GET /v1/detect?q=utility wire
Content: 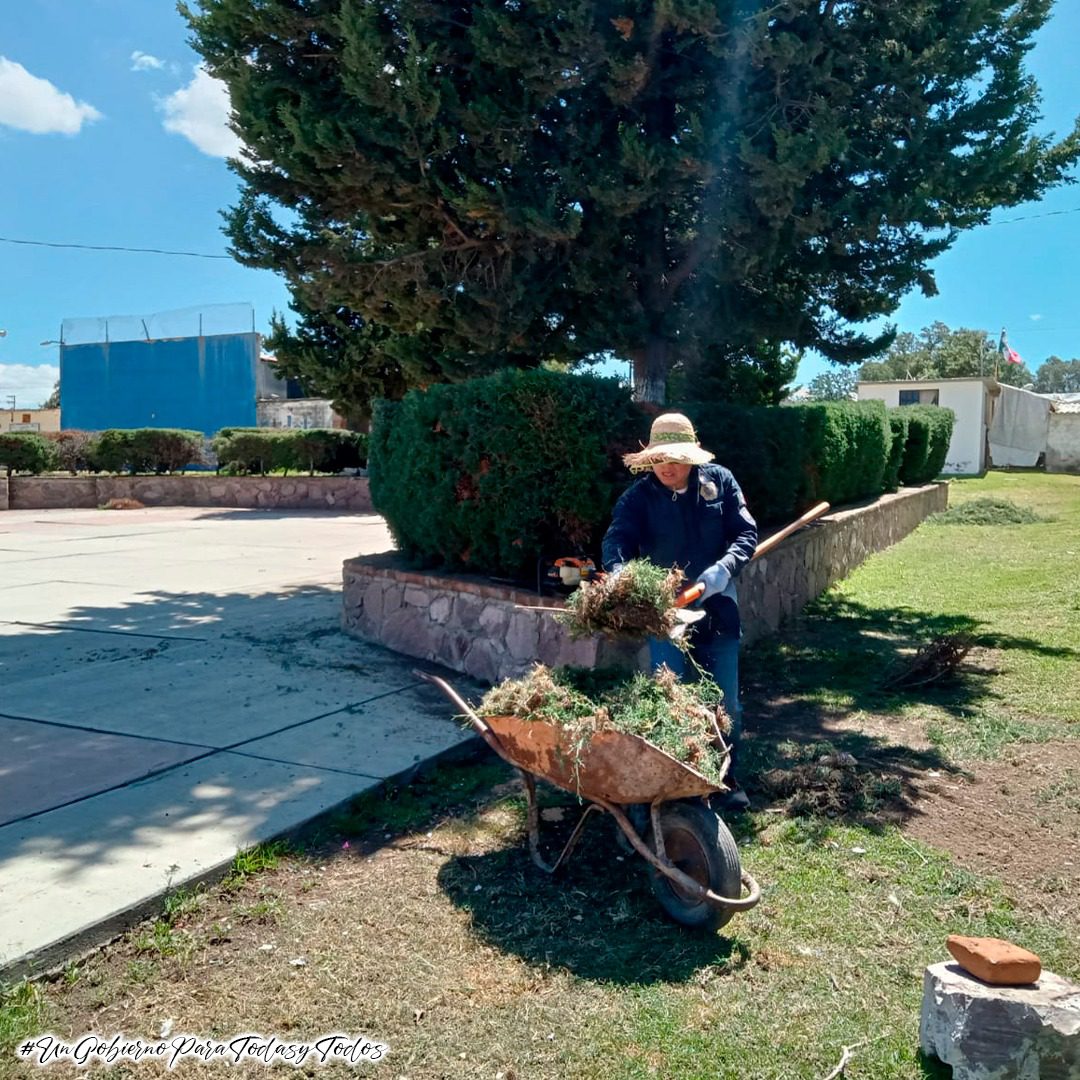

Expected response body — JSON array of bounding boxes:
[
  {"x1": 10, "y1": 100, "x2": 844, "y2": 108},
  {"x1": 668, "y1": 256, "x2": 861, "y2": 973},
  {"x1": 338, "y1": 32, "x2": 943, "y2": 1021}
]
[
  {"x1": 0, "y1": 236, "x2": 233, "y2": 259},
  {"x1": 2, "y1": 204, "x2": 1080, "y2": 262},
  {"x1": 995, "y1": 206, "x2": 1080, "y2": 225}
]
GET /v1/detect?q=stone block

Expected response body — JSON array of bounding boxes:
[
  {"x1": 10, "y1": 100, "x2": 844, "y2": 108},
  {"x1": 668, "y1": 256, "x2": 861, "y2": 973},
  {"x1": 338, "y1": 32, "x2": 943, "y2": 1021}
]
[
  {"x1": 403, "y1": 587, "x2": 431, "y2": 607},
  {"x1": 453, "y1": 594, "x2": 485, "y2": 631},
  {"x1": 479, "y1": 603, "x2": 509, "y2": 638},
  {"x1": 947, "y1": 935, "x2": 1042, "y2": 986},
  {"x1": 920, "y1": 961, "x2": 1080, "y2": 1080},
  {"x1": 429, "y1": 595, "x2": 453, "y2": 625},
  {"x1": 464, "y1": 638, "x2": 505, "y2": 685},
  {"x1": 505, "y1": 613, "x2": 540, "y2": 662}
]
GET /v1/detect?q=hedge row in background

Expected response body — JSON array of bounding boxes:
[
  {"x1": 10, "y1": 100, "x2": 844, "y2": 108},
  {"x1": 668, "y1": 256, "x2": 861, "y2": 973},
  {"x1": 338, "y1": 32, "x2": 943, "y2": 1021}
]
[
  {"x1": 212, "y1": 428, "x2": 367, "y2": 476},
  {"x1": 0, "y1": 427, "x2": 368, "y2": 476},
  {"x1": 369, "y1": 368, "x2": 642, "y2": 577},
  {"x1": 0, "y1": 432, "x2": 56, "y2": 476},
  {"x1": 370, "y1": 371, "x2": 957, "y2": 577}
]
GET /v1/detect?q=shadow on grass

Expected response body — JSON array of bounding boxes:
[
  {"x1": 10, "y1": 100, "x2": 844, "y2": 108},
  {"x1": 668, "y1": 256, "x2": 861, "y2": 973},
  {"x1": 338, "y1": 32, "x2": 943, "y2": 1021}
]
[
  {"x1": 435, "y1": 808, "x2": 750, "y2": 986},
  {"x1": 736, "y1": 594, "x2": 1078, "y2": 824}
]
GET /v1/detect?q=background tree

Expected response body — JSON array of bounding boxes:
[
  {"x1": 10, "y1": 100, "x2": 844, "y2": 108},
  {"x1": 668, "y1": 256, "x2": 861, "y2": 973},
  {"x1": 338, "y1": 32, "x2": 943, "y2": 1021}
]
[
  {"x1": 186, "y1": 0, "x2": 1079, "y2": 410},
  {"x1": 859, "y1": 322, "x2": 1035, "y2": 387},
  {"x1": 1034, "y1": 356, "x2": 1080, "y2": 393},
  {"x1": 41, "y1": 381, "x2": 60, "y2": 410},
  {"x1": 807, "y1": 370, "x2": 858, "y2": 401}
]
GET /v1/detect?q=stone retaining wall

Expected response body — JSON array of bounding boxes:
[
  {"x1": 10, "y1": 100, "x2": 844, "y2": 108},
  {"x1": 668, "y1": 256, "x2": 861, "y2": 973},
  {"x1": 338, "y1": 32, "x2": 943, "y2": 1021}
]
[
  {"x1": 342, "y1": 482, "x2": 948, "y2": 684},
  {"x1": 6, "y1": 475, "x2": 372, "y2": 512}
]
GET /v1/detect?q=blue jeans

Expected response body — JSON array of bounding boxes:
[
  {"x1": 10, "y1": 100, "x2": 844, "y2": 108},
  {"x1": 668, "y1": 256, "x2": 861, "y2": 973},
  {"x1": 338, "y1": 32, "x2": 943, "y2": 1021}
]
[{"x1": 648, "y1": 633, "x2": 742, "y2": 744}]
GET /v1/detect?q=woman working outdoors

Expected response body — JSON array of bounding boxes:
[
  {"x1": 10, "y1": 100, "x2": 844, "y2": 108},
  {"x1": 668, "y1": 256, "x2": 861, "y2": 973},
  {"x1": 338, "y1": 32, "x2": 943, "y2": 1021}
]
[{"x1": 601, "y1": 413, "x2": 758, "y2": 810}]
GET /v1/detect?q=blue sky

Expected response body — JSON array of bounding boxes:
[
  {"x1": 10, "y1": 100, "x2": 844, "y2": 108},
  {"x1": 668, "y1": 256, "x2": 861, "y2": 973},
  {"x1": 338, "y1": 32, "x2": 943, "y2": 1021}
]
[{"x1": 2, "y1": 2, "x2": 1079, "y2": 408}]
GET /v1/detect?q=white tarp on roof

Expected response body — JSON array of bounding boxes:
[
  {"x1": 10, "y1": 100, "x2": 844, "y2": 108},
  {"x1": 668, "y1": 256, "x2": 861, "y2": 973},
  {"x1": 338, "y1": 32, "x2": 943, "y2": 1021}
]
[{"x1": 988, "y1": 384, "x2": 1051, "y2": 467}]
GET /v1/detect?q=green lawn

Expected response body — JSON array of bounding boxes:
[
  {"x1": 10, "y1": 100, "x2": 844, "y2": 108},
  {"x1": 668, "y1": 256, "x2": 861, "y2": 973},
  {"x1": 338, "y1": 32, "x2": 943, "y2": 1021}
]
[{"x1": 746, "y1": 473, "x2": 1080, "y2": 759}]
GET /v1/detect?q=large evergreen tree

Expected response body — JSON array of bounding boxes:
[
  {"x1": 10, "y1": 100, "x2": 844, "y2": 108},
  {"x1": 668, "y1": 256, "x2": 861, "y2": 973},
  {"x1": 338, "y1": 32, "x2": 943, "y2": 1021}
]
[{"x1": 185, "y1": 0, "x2": 1079, "y2": 406}]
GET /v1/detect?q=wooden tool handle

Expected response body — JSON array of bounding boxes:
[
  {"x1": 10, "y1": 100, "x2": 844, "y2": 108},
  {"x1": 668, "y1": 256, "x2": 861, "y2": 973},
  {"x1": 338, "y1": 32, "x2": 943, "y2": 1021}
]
[
  {"x1": 752, "y1": 501, "x2": 830, "y2": 561},
  {"x1": 674, "y1": 582, "x2": 705, "y2": 608}
]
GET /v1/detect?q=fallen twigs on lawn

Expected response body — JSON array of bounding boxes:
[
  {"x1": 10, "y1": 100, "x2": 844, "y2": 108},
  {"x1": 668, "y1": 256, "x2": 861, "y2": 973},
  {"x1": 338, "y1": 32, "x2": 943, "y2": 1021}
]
[
  {"x1": 882, "y1": 633, "x2": 973, "y2": 689},
  {"x1": 819, "y1": 1036, "x2": 883, "y2": 1080}
]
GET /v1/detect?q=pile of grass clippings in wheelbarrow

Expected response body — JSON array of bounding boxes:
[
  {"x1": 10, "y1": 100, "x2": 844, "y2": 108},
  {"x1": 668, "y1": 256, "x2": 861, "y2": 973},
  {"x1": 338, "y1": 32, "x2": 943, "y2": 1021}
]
[
  {"x1": 555, "y1": 558, "x2": 687, "y2": 643},
  {"x1": 479, "y1": 663, "x2": 731, "y2": 786}
]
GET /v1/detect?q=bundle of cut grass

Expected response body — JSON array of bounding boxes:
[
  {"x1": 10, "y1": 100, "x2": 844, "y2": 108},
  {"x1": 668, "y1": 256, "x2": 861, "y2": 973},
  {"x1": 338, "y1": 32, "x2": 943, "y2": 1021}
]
[
  {"x1": 930, "y1": 496, "x2": 1043, "y2": 526},
  {"x1": 555, "y1": 558, "x2": 686, "y2": 642},
  {"x1": 479, "y1": 664, "x2": 731, "y2": 785}
]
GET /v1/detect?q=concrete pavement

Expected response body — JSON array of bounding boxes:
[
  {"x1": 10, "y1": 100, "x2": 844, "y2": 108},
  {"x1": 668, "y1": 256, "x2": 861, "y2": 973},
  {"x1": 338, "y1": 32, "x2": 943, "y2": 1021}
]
[{"x1": 0, "y1": 506, "x2": 477, "y2": 979}]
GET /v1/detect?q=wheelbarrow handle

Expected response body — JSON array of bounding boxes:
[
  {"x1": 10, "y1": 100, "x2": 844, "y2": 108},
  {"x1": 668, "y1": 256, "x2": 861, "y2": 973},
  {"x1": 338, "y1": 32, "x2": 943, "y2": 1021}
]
[{"x1": 413, "y1": 669, "x2": 516, "y2": 767}]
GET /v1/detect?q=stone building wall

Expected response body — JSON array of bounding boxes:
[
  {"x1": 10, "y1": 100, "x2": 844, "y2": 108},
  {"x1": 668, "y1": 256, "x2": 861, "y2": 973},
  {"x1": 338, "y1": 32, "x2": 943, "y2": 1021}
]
[
  {"x1": 6, "y1": 475, "x2": 373, "y2": 512},
  {"x1": 342, "y1": 483, "x2": 948, "y2": 684}
]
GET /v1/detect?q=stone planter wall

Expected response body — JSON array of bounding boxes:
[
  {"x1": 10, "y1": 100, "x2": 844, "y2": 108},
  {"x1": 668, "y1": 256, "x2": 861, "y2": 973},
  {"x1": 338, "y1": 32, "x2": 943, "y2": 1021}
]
[
  {"x1": 343, "y1": 482, "x2": 948, "y2": 684},
  {"x1": 5, "y1": 475, "x2": 372, "y2": 512}
]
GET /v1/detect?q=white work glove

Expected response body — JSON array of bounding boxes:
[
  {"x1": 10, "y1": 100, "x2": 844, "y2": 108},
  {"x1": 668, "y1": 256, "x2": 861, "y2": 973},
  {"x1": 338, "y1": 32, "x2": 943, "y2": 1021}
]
[
  {"x1": 696, "y1": 562, "x2": 731, "y2": 602},
  {"x1": 608, "y1": 563, "x2": 625, "y2": 581}
]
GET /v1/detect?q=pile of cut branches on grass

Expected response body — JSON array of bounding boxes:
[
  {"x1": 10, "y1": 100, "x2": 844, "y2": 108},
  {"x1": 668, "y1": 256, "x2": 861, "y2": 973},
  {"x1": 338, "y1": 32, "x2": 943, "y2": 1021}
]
[
  {"x1": 556, "y1": 558, "x2": 686, "y2": 642},
  {"x1": 479, "y1": 664, "x2": 731, "y2": 785},
  {"x1": 883, "y1": 633, "x2": 973, "y2": 689}
]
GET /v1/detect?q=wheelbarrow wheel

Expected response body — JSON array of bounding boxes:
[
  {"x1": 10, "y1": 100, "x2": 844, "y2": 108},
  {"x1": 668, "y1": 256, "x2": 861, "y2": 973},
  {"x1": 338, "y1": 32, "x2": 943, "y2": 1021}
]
[{"x1": 646, "y1": 801, "x2": 741, "y2": 931}]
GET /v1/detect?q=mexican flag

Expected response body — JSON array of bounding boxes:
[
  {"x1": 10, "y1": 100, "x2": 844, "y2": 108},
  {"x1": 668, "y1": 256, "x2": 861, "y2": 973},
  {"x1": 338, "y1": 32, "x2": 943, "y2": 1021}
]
[{"x1": 998, "y1": 328, "x2": 1023, "y2": 365}]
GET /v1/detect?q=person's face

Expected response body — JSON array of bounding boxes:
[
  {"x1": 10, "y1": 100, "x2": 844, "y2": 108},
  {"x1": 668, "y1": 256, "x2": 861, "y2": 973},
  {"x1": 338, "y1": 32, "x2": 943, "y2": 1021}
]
[{"x1": 652, "y1": 460, "x2": 693, "y2": 491}]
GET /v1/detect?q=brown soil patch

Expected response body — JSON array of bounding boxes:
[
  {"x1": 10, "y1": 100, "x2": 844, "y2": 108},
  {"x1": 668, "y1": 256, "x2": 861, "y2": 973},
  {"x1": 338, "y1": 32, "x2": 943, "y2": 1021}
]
[{"x1": 903, "y1": 740, "x2": 1080, "y2": 928}]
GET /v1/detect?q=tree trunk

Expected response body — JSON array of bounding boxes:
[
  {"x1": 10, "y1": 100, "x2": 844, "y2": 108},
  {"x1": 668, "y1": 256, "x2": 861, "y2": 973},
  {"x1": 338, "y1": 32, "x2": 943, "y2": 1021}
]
[{"x1": 632, "y1": 337, "x2": 669, "y2": 404}]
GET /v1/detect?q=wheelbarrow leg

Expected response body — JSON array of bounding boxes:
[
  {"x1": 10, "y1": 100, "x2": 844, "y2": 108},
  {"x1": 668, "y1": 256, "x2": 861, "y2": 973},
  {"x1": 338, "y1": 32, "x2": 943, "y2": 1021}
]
[{"x1": 521, "y1": 769, "x2": 602, "y2": 874}]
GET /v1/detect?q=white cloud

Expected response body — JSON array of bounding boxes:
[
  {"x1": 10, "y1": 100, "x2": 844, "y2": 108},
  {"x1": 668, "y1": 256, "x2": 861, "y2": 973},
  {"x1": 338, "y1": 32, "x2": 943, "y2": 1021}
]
[
  {"x1": 160, "y1": 64, "x2": 242, "y2": 158},
  {"x1": 1029, "y1": 313, "x2": 1043, "y2": 321},
  {"x1": 131, "y1": 51, "x2": 165, "y2": 72},
  {"x1": 0, "y1": 364, "x2": 59, "y2": 409},
  {"x1": 0, "y1": 57, "x2": 102, "y2": 135}
]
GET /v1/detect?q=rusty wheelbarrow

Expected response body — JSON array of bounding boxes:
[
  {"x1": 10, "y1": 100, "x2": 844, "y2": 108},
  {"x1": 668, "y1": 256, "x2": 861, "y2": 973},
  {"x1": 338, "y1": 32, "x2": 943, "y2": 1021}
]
[{"x1": 418, "y1": 671, "x2": 761, "y2": 931}]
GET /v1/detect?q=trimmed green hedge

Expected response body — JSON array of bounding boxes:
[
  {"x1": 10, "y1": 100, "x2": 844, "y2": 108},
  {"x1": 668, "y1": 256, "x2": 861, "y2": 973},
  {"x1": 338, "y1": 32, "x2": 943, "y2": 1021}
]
[
  {"x1": 92, "y1": 429, "x2": 204, "y2": 474},
  {"x1": 369, "y1": 368, "x2": 641, "y2": 576},
  {"x1": 213, "y1": 428, "x2": 367, "y2": 475},
  {"x1": 370, "y1": 373, "x2": 957, "y2": 577},
  {"x1": 0, "y1": 432, "x2": 57, "y2": 475},
  {"x1": 884, "y1": 410, "x2": 910, "y2": 493},
  {"x1": 898, "y1": 406, "x2": 955, "y2": 485}
]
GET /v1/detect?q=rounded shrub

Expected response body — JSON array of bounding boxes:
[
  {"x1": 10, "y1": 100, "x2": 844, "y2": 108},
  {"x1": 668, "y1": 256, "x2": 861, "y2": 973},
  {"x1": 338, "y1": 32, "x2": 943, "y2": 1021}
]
[
  {"x1": 368, "y1": 369, "x2": 642, "y2": 578},
  {"x1": 45, "y1": 430, "x2": 100, "y2": 474},
  {"x1": 0, "y1": 432, "x2": 57, "y2": 475}
]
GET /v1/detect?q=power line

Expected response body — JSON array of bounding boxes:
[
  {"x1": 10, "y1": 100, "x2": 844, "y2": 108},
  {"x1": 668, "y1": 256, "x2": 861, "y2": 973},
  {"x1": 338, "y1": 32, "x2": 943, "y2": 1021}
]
[
  {"x1": 3, "y1": 202, "x2": 1080, "y2": 264},
  {"x1": 0, "y1": 236, "x2": 233, "y2": 260},
  {"x1": 995, "y1": 206, "x2": 1080, "y2": 225}
]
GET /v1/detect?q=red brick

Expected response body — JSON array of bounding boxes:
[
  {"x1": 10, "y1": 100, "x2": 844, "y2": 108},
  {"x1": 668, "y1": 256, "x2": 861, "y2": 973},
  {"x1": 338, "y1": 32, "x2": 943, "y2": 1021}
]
[{"x1": 946, "y1": 935, "x2": 1041, "y2": 986}]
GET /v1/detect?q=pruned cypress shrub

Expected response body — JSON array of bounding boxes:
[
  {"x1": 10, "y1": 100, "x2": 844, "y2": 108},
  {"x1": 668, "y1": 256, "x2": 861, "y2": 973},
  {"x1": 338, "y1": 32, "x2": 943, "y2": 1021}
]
[
  {"x1": 899, "y1": 406, "x2": 955, "y2": 484},
  {"x1": 129, "y1": 429, "x2": 204, "y2": 473},
  {"x1": 369, "y1": 369, "x2": 642, "y2": 577},
  {"x1": 92, "y1": 430, "x2": 146, "y2": 474},
  {"x1": 0, "y1": 432, "x2": 57, "y2": 476},
  {"x1": 884, "y1": 410, "x2": 910, "y2": 492},
  {"x1": 211, "y1": 430, "x2": 289, "y2": 475},
  {"x1": 795, "y1": 400, "x2": 890, "y2": 505},
  {"x1": 290, "y1": 429, "x2": 367, "y2": 474}
]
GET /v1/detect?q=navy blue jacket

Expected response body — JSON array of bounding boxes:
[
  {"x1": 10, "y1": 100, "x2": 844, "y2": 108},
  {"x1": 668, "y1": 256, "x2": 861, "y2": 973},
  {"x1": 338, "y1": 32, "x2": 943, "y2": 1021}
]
[{"x1": 601, "y1": 464, "x2": 758, "y2": 636}]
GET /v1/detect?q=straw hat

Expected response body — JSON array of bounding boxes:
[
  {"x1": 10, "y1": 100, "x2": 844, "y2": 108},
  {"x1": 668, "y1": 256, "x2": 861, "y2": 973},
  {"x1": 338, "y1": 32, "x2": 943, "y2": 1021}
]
[{"x1": 622, "y1": 413, "x2": 714, "y2": 473}]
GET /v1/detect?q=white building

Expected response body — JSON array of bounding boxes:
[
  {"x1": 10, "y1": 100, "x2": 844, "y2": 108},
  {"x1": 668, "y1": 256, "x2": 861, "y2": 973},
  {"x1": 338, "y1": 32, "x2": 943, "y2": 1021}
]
[{"x1": 856, "y1": 377, "x2": 994, "y2": 475}]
